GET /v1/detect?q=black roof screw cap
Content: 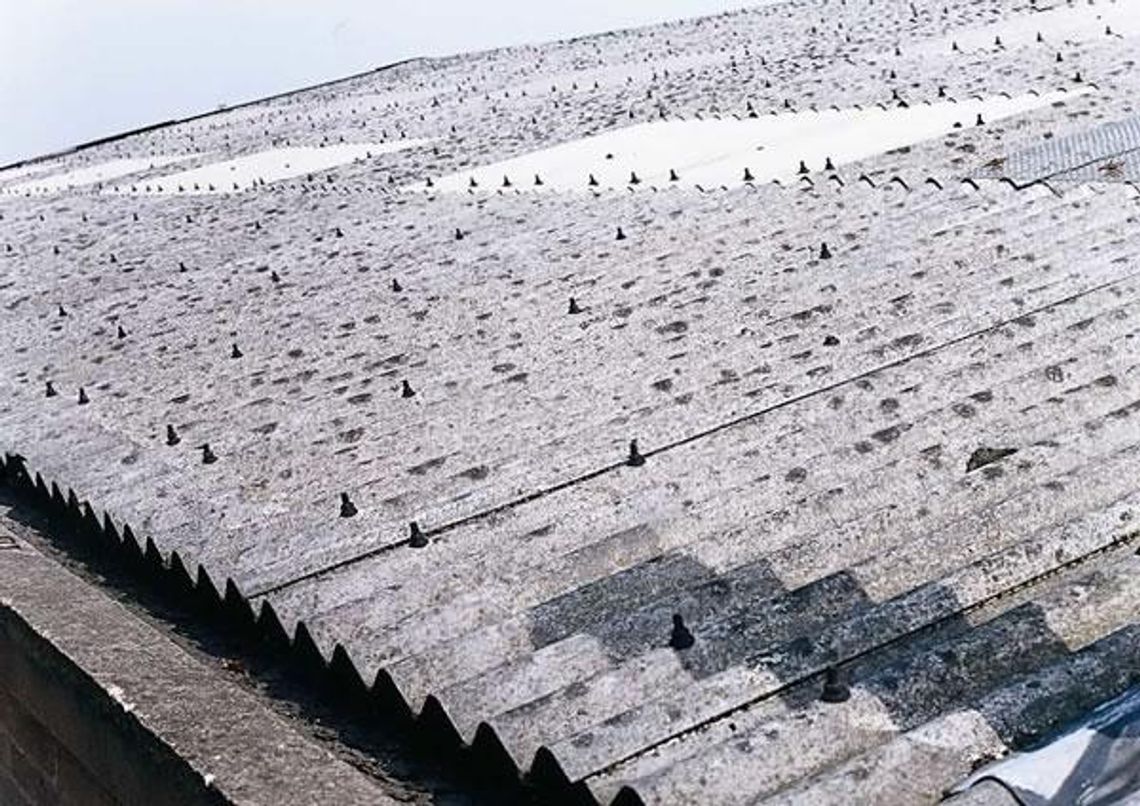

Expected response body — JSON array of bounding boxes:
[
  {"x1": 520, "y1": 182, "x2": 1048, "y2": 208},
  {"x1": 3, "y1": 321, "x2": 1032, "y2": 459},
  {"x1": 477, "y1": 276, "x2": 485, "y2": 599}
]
[
  {"x1": 823, "y1": 334, "x2": 840, "y2": 346},
  {"x1": 179, "y1": 261, "x2": 188, "y2": 272},
  {"x1": 339, "y1": 492, "x2": 358, "y2": 518},
  {"x1": 455, "y1": 227, "x2": 464, "y2": 241},
  {"x1": 166, "y1": 424, "x2": 181, "y2": 446},
  {"x1": 798, "y1": 160, "x2": 810, "y2": 175},
  {"x1": 425, "y1": 177, "x2": 434, "y2": 188},
  {"x1": 616, "y1": 226, "x2": 627, "y2": 241},
  {"x1": 45, "y1": 380, "x2": 57, "y2": 398},
  {"x1": 820, "y1": 242, "x2": 833, "y2": 260},
  {"x1": 743, "y1": 167, "x2": 755, "y2": 182},
  {"x1": 200, "y1": 444, "x2": 218, "y2": 465},
  {"x1": 502, "y1": 175, "x2": 512, "y2": 188},
  {"x1": 401, "y1": 379, "x2": 416, "y2": 398},
  {"x1": 588, "y1": 173, "x2": 599, "y2": 187},
  {"x1": 391, "y1": 278, "x2": 402, "y2": 292},
  {"x1": 821, "y1": 667, "x2": 851, "y2": 703},
  {"x1": 568, "y1": 297, "x2": 582, "y2": 315},
  {"x1": 117, "y1": 324, "x2": 127, "y2": 339},
  {"x1": 629, "y1": 171, "x2": 641, "y2": 185},
  {"x1": 408, "y1": 521, "x2": 429, "y2": 548},
  {"x1": 669, "y1": 168, "x2": 680, "y2": 182},
  {"x1": 534, "y1": 173, "x2": 544, "y2": 186},
  {"x1": 975, "y1": 113, "x2": 985, "y2": 126},
  {"x1": 270, "y1": 270, "x2": 281, "y2": 283},
  {"x1": 669, "y1": 614, "x2": 695, "y2": 650},
  {"x1": 627, "y1": 439, "x2": 646, "y2": 467},
  {"x1": 334, "y1": 227, "x2": 344, "y2": 238},
  {"x1": 57, "y1": 303, "x2": 67, "y2": 317},
  {"x1": 231, "y1": 343, "x2": 243, "y2": 359},
  {"x1": 77, "y1": 387, "x2": 89, "y2": 405},
  {"x1": 468, "y1": 176, "x2": 478, "y2": 188},
  {"x1": 824, "y1": 156, "x2": 836, "y2": 171}
]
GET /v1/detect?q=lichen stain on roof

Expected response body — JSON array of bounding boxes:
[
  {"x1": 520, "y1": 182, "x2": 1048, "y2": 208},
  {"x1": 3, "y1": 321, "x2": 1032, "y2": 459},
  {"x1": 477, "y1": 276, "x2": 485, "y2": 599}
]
[{"x1": 3, "y1": 0, "x2": 1140, "y2": 803}]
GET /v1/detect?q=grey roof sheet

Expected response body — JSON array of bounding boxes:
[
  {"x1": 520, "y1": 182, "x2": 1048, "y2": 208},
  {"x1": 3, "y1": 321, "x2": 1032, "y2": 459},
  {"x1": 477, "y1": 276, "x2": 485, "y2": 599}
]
[{"x1": 3, "y1": 0, "x2": 1140, "y2": 803}]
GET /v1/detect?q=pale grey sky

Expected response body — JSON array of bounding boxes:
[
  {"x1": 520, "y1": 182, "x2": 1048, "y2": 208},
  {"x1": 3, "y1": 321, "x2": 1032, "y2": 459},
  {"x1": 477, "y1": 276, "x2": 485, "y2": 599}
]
[{"x1": 0, "y1": 1, "x2": 748, "y2": 165}]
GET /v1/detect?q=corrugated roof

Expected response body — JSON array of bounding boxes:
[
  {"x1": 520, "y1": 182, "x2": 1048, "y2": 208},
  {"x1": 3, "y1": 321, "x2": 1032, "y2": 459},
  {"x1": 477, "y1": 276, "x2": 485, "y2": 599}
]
[{"x1": 3, "y1": 0, "x2": 1140, "y2": 803}]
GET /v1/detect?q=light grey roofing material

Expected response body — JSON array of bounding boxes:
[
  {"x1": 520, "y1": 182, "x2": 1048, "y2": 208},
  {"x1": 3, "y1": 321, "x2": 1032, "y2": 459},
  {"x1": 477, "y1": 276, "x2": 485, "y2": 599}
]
[
  {"x1": 998, "y1": 113, "x2": 1140, "y2": 186},
  {"x1": 3, "y1": 0, "x2": 1140, "y2": 802}
]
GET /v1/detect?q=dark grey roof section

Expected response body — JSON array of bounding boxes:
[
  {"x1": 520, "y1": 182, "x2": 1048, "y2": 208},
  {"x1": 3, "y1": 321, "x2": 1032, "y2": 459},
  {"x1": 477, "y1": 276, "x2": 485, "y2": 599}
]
[{"x1": 3, "y1": 0, "x2": 1140, "y2": 803}]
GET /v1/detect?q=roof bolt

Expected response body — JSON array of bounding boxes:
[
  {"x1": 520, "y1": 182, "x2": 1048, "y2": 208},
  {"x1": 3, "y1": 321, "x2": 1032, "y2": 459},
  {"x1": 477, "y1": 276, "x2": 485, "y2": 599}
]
[
  {"x1": 1056, "y1": 51, "x2": 1063, "y2": 62},
  {"x1": 270, "y1": 270, "x2": 281, "y2": 283},
  {"x1": 798, "y1": 160, "x2": 810, "y2": 175},
  {"x1": 408, "y1": 521, "x2": 429, "y2": 548},
  {"x1": 627, "y1": 439, "x2": 646, "y2": 467},
  {"x1": 231, "y1": 343, "x2": 243, "y2": 359},
  {"x1": 821, "y1": 667, "x2": 851, "y2": 703},
  {"x1": 1074, "y1": 71, "x2": 1083, "y2": 83},
  {"x1": 77, "y1": 387, "x2": 89, "y2": 405},
  {"x1": 824, "y1": 335, "x2": 840, "y2": 346},
  {"x1": 179, "y1": 261, "x2": 188, "y2": 273},
  {"x1": 975, "y1": 113, "x2": 985, "y2": 126},
  {"x1": 588, "y1": 174, "x2": 599, "y2": 187},
  {"x1": 534, "y1": 173, "x2": 544, "y2": 186},
  {"x1": 334, "y1": 227, "x2": 343, "y2": 238},
  {"x1": 568, "y1": 297, "x2": 582, "y2": 315},
  {"x1": 200, "y1": 444, "x2": 218, "y2": 465},
  {"x1": 502, "y1": 175, "x2": 512, "y2": 188},
  {"x1": 391, "y1": 278, "x2": 403, "y2": 292},
  {"x1": 819, "y1": 242, "x2": 832, "y2": 260},
  {"x1": 1037, "y1": 31, "x2": 1044, "y2": 42},
  {"x1": 669, "y1": 614, "x2": 695, "y2": 650},
  {"x1": 57, "y1": 304, "x2": 67, "y2": 317},
  {"x1": 401, "y1": 379, "x2": 416, "y2": 398},
  {"x1": 824, "y1": 157, "x2": 836, "y2": 171},
  {"x1": 45, "y1": 380, "x2": 57, "y2": 398},
  {"x1": 166, "y1": 424, "x2": 181, "y2": 446},
  {"x1": 616, "y1": 226, "x2": 626, "y2": 241},
  {"x1": 743, "y1": 167, "x2": 755, "y2": 182},
  {"x1": 629, "y1": 171, "x2": 641, "y2": 185},
  {"x1": 669, "y1": 168, "x2": 680, "y2": 182},
  {"x1": 468, "y1": 176, "x2": 478, "y2": 188},
  {"x1": 455, "y1": 227, "x2": 464, "y2": 241},
  {"x1": 116, "y1": 324, "x2": 127, "y2": 339},
  {"x1": 339, "y1": 492, "x2": 358, "y2": 518}
]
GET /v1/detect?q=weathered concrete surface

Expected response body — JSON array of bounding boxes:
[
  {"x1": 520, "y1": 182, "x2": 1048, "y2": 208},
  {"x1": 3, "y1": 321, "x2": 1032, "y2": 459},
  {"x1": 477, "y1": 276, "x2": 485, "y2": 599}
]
[
  {"x1": 2, "y1": 0, "x2": 1140, "y2": 802},
  {"x1": 0, "y1": 526, "x2": 398, "y2": 806}
]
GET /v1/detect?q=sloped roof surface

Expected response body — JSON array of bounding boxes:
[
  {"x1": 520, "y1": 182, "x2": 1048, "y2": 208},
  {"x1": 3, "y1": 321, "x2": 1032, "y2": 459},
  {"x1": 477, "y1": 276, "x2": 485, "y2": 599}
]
[{"x1": 4, "y1": 0, "x2": 1140, "y2": 803}]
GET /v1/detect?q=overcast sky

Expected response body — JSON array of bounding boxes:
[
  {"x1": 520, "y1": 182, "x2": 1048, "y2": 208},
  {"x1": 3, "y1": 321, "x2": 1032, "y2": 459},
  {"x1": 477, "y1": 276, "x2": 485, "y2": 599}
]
[{"x1": 0, "y1": 1, "x2": 749, "y2": 165}]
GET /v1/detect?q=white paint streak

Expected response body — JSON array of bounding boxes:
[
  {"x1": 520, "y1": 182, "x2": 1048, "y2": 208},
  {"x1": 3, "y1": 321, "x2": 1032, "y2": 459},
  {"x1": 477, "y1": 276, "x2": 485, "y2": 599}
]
[
  {"x1": 116, "y1": 141, "x2": 430, "y2": 194},
  {"x1": 424, "y1": 90, "x2": 1088, "y2": 193},
  {"x1": 3, "y1": 155, "x2": 193, "y2": 195}
]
